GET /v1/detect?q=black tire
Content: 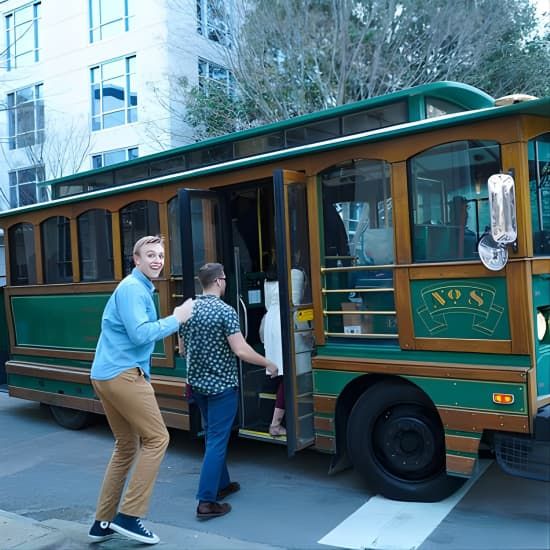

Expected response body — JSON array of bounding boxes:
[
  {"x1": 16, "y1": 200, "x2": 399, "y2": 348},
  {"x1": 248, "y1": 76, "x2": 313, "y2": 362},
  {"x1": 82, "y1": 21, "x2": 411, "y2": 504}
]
[
  {"x1": 49, "y1": 405, "x2": 94, "y2": 430},
  {"x1": 347, "y1": 381, "x2": 464, "y2": 502}
]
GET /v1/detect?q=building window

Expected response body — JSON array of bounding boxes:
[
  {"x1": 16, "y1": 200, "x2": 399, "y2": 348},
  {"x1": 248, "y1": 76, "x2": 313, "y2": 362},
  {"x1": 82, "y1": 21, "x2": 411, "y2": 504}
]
[
  {"x1": 196, "y1": 0, "x2": 230, "y2": 45},
  {"x1": 92, "y1": 146, "x2": 138, "y2": 168},
  {"x1": 5, "y1": 1, "x2": 41, "y2": 70},
  {"x1": 198, "y1": 58, "x2": 234, "y2": 96},
  {"x1": 91, "y1": 55, "x2": 137, "y2": 131},
  {"x1": 7, "y1": 83, "x2": 44, "y2": 150},
  {"x1": 9, "y1": 165, "x2": 47, "y2": 208},
  {"x1": 89, "y1": 0, "x2": 134, "y2": 43}
]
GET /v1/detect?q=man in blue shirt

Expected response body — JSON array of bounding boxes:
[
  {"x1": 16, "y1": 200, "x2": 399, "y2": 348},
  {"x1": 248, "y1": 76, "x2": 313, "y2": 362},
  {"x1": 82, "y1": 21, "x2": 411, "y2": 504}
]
[{"x1": 88, "y1": 235, "x2": 187, "y2": 545}]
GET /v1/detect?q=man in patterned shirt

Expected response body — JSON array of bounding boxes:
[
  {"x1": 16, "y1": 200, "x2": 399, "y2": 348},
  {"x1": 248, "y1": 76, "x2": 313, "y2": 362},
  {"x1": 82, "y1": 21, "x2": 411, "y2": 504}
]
[{"x1": 178, "y1": 263, "x2": 278, "y2": 519}]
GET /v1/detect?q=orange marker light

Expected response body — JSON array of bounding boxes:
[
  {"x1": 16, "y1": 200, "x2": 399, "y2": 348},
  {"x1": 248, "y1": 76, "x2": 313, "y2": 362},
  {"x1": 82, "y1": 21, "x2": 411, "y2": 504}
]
[{"x1": 493, "y1": 393, "x2": 515, "y2": 404}]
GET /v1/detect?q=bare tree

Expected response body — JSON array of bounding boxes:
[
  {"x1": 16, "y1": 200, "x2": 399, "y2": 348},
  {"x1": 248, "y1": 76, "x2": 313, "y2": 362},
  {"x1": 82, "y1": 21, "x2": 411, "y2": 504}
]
[
  {"x1": 165, "y1": 0, "x2": 548, "y2": 139},
  {"x1": 25, "y1": 115, "x2": 93, "y2": 180}
]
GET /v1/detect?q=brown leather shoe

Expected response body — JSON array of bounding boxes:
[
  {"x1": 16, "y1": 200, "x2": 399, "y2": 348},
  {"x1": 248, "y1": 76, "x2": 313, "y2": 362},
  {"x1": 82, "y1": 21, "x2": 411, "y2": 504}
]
[
  {"x1": 196, "y1": 501, "x2": 231, "y2": 520},
  {"x1": 217, "y1": 481, "x2": 240, "y2": 500}
]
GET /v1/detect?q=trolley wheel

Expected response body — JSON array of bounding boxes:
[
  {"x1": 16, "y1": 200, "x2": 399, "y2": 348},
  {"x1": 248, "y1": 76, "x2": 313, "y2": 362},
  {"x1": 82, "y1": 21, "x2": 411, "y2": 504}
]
[
  {"x1": 347, "y1": 381, "x2": 464, "y2": 502},
  {"x1": 49, "y1": 405, "x2": 94, "y2": 430}
]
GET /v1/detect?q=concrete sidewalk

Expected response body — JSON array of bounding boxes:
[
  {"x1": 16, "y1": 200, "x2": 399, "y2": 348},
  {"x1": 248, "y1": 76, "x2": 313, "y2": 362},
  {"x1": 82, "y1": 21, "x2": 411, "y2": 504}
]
[{"x1": 1, "y1": 509, "x2": 285, "y2": 549}]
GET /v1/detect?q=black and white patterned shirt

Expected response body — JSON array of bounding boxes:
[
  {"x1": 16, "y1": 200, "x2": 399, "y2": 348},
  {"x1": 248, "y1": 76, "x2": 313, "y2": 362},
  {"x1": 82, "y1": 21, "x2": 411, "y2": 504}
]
[{"x1": 179, "y1": 294, "x2": 241, "y2": 395}]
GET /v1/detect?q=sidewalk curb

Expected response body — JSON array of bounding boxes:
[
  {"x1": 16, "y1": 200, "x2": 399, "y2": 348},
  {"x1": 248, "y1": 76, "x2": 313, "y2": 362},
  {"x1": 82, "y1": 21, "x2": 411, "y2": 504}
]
[{"x1": 1, "y1": 510, "x2": 67, "y2": 550}]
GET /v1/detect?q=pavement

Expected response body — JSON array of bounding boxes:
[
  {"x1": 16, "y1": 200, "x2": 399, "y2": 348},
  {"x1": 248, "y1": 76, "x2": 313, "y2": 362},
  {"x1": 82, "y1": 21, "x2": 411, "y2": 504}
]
[{"x1": 0, "y1": 508, "x2": 285, "y2": 549}]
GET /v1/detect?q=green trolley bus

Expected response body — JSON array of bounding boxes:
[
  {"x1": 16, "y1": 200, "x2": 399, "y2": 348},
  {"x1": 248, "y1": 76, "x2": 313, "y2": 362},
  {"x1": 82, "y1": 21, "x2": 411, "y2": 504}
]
[{"x1": 1, "y1": 81, "x2": 549, "y2": 501}]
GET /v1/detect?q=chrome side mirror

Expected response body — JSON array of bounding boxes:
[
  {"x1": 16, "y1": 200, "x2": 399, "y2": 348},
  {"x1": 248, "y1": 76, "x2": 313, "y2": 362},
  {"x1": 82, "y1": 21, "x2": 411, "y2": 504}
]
[{"x1": 478, "y1": 173, "x2": 517, "y2": 271}]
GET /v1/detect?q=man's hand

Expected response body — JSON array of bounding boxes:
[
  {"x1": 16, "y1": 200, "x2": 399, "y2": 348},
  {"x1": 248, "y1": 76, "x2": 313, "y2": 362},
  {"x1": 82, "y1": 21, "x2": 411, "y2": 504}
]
[
  {"x1": 173, "y1": 299, "x2": 193, "y2": 324},
  {"x1": 265, "y1": 360, "x2": 279, "y2": 378}
]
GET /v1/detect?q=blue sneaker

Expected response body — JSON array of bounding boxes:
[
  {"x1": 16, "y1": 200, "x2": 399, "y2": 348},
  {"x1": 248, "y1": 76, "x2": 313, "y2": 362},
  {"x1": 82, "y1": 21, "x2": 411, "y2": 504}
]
[
  {"x1": 88, "y1": 520, "x2": 115, "y2": 542},
  {"x1": 110, "y1": 512, "x2": 160, "y2": 545}
]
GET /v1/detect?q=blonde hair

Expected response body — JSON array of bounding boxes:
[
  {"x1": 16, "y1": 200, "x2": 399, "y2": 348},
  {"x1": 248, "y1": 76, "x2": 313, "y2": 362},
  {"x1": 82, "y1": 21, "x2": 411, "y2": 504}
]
[{"x1": 133, "y1": 235, "x2": 165, "y2": 256}]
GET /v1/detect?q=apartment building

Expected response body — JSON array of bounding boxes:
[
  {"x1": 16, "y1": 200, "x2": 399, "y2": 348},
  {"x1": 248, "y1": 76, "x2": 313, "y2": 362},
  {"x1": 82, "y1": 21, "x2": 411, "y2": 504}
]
[{"x1": 0, "y1": 0, "x2": 233, "y2": 280}]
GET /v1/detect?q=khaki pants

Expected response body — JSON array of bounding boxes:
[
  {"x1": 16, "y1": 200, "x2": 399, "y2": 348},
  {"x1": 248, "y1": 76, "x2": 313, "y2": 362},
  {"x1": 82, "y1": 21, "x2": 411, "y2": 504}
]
[{"x1": 92, "y1": 368, "x2": 169, "y2": 520}]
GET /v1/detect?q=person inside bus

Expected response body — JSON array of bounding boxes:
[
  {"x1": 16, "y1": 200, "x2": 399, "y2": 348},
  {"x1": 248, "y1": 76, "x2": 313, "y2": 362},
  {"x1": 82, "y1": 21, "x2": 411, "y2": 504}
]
[
  {"x1": 89, "y1": 235, "x2": 189, "y2": 545},
  {"x1": 178, "y1": 263, "x2": 278, "y2": 520},
  {"x1": 260, "y1": 262, "x2": 306, "y2": 436}
]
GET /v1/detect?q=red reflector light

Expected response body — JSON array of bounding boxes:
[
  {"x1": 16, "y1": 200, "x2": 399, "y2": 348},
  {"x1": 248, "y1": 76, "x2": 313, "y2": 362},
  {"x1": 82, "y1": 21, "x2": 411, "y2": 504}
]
[{"x1": 493, "y1": 393, "x2": 514, "y2": 404}]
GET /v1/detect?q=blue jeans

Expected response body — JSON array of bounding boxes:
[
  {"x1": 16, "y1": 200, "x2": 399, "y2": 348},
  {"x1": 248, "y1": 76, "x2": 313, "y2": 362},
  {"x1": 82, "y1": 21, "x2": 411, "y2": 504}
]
[{"x1": 192, "y1": 387, "x2": 238, "y2": 502}]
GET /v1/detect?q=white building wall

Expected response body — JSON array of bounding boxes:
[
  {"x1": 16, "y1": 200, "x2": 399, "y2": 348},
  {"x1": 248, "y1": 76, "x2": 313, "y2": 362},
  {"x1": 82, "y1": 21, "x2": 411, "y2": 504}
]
[{"x1": 0, "y1": 0, "x2": 225, "y2": 212}]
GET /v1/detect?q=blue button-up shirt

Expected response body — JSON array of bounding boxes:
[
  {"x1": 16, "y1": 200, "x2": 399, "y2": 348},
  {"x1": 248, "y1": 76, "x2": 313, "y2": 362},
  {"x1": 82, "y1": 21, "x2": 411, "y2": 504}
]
[{"x1": 91, "y1": 267, "x2": 179, "y2": 381}]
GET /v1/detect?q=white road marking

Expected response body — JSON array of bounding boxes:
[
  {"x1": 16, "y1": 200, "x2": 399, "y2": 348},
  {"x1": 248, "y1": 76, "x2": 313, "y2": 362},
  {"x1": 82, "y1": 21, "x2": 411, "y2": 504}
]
[{"x1": 318, "y1": 460, "x2": 492, "y2": 550}]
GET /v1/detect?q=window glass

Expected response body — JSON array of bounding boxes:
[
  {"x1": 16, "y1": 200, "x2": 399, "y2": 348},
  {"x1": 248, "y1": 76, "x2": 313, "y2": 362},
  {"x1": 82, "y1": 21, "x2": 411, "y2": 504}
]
[
  {"x1": 285, "y1": 119, "x2": 340, "y2": 147},
  {"x1": 8, "y1": 223, "x2": 36, "y2": 285},
  {"x1": 425, "y1": 97, "x2": 464, "y2": 118},
  {"x1": 198, "y1": 58, "x2": 234, "y2": 96},
  {"x1": 41, "y1": 216, "x2": 73, "y2": 283},
  {"x1": 5, "y1": 2, "x2": 41, "y2": 70},
  {"x1": 7, "y1": 83, "x2": 44, "y2": 149},
  {"x1": 78, "y1": 209, "x2": 114, "y2": 281},
  {"x1": 529, "y1": 133, "x2": 550, "y2": 255},
  {"x1": 168, "y1": 196, "x2": 181, "y2": 276},
  {"x1": 342, "y1": 102, "x2": 407, "y2": 135},
  {"x1": 197, "y1": 0, "x2": 230, "y2": 45},
  {"x1": 92, "y1": 146, "x2": 138, "y2": 169},
  {"x1": 8, "y1": 165, "x2": 45, "y2": 208},
  {"x1": 409, "y1": 140, "x2": 500, "y2": 262},
  {"x1": 89, "y1": 0, "x2": 132, "y2": 42},
  {"x1": 90, "y1": 55, "x2": 136, "y2": 130},
  {"x1": 320, "y1": 159, "x2": 396, "y2": 339},
  {"x1": 120, "y1": 201, "x2": 160, "y2": 275}
]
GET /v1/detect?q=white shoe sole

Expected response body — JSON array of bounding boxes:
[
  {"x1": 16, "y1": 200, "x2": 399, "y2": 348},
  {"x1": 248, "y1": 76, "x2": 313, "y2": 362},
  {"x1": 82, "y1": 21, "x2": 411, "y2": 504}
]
[
  {"x1": 110, "y1": 522, "x2": 160, "y2": 545},
  {"x1": 88, "y1": 533, "x2": 115, "y2": 543}
]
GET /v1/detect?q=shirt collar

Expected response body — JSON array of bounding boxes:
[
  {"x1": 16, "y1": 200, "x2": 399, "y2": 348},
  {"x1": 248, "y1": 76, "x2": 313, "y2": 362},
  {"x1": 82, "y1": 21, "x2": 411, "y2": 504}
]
[{"x1": 132, "y1": 267, "x2": 155, "y2": 293}]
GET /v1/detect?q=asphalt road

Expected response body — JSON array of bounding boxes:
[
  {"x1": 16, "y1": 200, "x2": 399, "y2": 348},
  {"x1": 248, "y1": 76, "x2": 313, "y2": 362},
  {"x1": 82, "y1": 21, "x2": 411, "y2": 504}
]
[{"x1": 1, "y1": 389, "x2": 549, "y2": 550}]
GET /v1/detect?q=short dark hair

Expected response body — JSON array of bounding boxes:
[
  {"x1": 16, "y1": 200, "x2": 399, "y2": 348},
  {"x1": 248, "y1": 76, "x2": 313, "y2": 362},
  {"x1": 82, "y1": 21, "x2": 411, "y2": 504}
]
[{"x1": 198, "y1": 263, "x2": 224, "y2": 289}]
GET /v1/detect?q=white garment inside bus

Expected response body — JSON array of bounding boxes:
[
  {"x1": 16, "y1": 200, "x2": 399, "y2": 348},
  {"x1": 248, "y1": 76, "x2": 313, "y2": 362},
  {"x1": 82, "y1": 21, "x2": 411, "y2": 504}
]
[{"x1": 263, "y1": 269, "x2": 305, "y2": 376}]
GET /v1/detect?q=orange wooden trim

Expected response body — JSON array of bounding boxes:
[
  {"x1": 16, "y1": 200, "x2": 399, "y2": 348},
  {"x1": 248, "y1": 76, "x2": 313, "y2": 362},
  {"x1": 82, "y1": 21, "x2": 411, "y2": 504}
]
[
  {"x1": 159, "y1": 201, "x2": 170, "y2": 272},
  {"x1": 438, "y1": 407, "x2": 529, "y2": 433},
  {"x1": 414, "y1": 338, "x2": 512, "y2": 354},
  {"x1": 394, "y1": 267, "x2": 414, "y2": 350},
  {"x1": 155, "y1": 279, "x2": 175, "y2": 369},
  {"x1": 111, "y1": 211, "x2": 122, "y2": 280},
  {"x1": 445, "y1": 434, "x2": 481, "y2": 454},
  {"x1": 314, "y1": 416, "x2": 334, "y2": 432},
  {"x1": 391, "y1": 162, "x2": 412, "y2": 264},
  {"x1": 9, "y1": 386, "x2": 103, "y2": 414},
  {"x1": 7, "y1": 361, "x2": 184, "y2": 393},
  {"x1": 446, "y1": 454, "x2": 476, "y2": 476},
  {"x1": 5, "y1": 282, "x2": 116, "y2": 296},
  {"x1": 162, "y1": 411, "x2": 190, "y2": 430},
  {"x1": 70, "y1": 218, "x2": 80, "y2": 283},
  {"x1": 506, "y1": 261, "x2": 532, "y2": 355},
  {"x1": 34, "y1": 222, "x2": 43, "y2": 284},
  {"x1": 6, "y1": 361, "x2": 89, "y2": 383},
  {"x1": 312, "y1": 355, "x2": 528, "y2": 383},
  {"x1": 532, "y1": 259, "x2": 550, "y2": 274},
  {"x1": 10, "y1": 346, "x2": 96, "y2": 361},
  {"x1": 314, "y1": 434, "x2": 335, "y2": 452},
  {"x1": 501, "y1": 142, "x2": 531, "y2": 258},
  {"x1": 408, "y1": 264, "x2": 501, "y2": 279},
  {"x1": 314, "y1": 394, "x2": 337, "y2": 414},
  {"x1": 307, "y1": 175, "x2": 325, "y2": 347},
  {"x1": 156, "y1": 396, "x2": 189, "y2": 412}
]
